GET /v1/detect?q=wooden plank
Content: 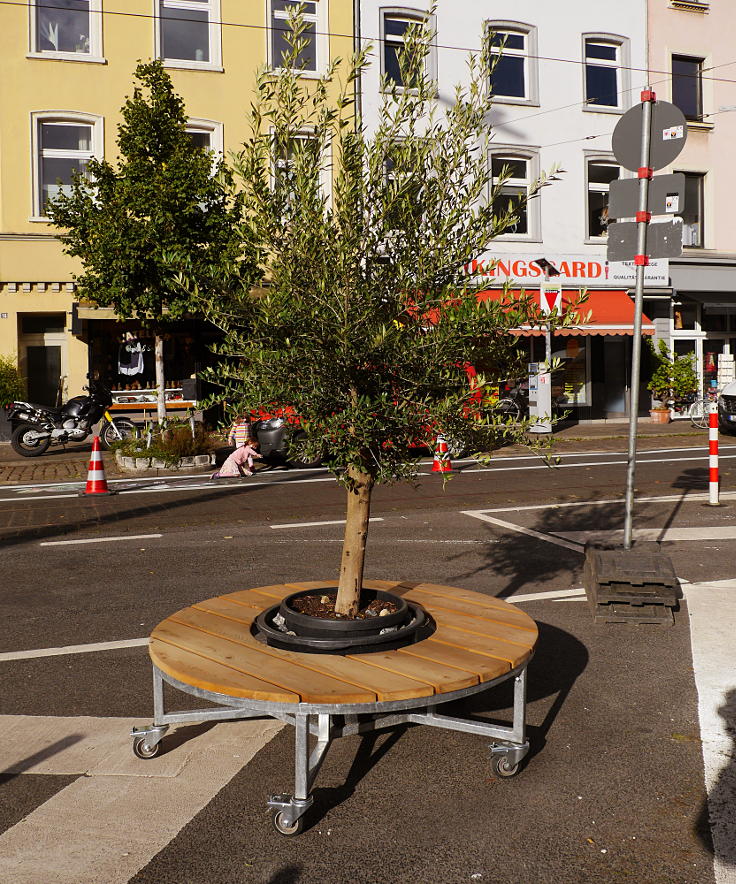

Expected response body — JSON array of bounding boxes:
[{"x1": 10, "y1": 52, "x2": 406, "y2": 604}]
[
  {"x1": 153, "y1": 619, "x2": 375, "y2": 705},
  {"x1": 397, "y1": 639, "x2": 510, "y2": 683},
  {"x1": 149, "y1": 639, "x2": 300, "y2": 703},
  {"x1": 179, "y1": 606, "x2": 434, "y2": 702},
  {"x1": 404, "y1": 588, "x2": 535, "y2": 629},
  {"x1": 409, "y1": 583, "x2": 534, "y2": 615},
  {"x1": 428, "y1": 609, "x2": 537, "y2": 648},
  {"x1": 347, "y1": 649, "x2": 478, "y2": 693},
  {"x1": 431, "y1": 625, "x2": 533, "y2": 669}
]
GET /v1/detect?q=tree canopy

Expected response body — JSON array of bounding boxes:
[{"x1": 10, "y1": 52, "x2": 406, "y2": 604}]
[{"x1": 49, "y1": 60, "x2": 249, "y2": 321}]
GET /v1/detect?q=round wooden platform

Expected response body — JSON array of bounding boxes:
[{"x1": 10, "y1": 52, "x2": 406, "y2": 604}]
[{"x1": 149, "y1": 580, "x2": 538, "y2": 706}]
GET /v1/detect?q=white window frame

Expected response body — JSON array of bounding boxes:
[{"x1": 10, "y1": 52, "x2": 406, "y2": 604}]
[
  {"x1": 379, "y1": 8, "x2": 436, "y2": 91},
  {"x1": 28, "y1": 0, "x2": 105, "y2": 64},
  {"x1": 155, "y1": 0, "x2": 223, "y2": 71},
  {"x1": 30, "y1": 111, "x2": 104, "y2": 222},
  {"x1": 584, "y1": 153, "x2": 621, "y2": 242},
  {"x1": 489, "y1": 148, "x2": 540, "y2": 242},
  {"x1": 582, "y1": 33, "x2": 630, "y2": 114},
  {"x1": 185, "y1": 118, "x2": 224, "y2": 157},
  {"x1": 270, "y1": 130, "x2": 332, "y2": 202},
  {"x1": 486, "y1": 20, "x2": 538, "y2": 107},
  {"x1": 267, "y1": 0, "x2": 328, "y2": 77}
]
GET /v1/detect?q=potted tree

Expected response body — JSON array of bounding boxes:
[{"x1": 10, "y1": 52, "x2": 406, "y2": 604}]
[
  {"x1": 0, "y1": 354, "x2": 25, "y2": 441},
  {"x1": 183, "y1": 14, "x2": 578, "y2": 651},
  {"x1": 647, "y1": 339, "x2": 699, "y2": 423}
]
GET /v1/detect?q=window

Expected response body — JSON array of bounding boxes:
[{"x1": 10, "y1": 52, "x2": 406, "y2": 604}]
[
  {"x1": 32, "y1": 114, "x2": 102, "y2": 219},
  {"x1": 185, "y1": 119, "x2": 223, "y2": 156},
  {"x1": 30, "y1": 0, "x2": 103, "y2": 60},
  {"x1": 158, "y1": 0, "x2": 221, "y2": 68},
  {"x1": 586, "y1": 159, "x2": 620, "y2": 238},
  {"x1": 273, "y1": 133, "x2": 325, "y2": 206},
  {"x1": 672, "y1": 55, "x2": 704, "y2": 122},
  {"x1": 271, "y1": 1, "x2": 320, "y2": 73},
  {"x1": 680, "y1": 172, "x2": 704, "y2": 247},
  {"x1": 584, "y1": 36, "x2": 625, "y2": 110},
  {"x1": 488, "y1": 22, "x2": 537, "y2": 104},
  {"x1": 381, "y1": 10, "x2": 433, "y2": 89},
  {"x1": 491, "y1": 153, "x2": 537, "y2": 238}
]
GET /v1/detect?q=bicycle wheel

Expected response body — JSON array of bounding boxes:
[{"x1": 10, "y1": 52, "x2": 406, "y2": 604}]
[
  {"x1": 689, "y1": 398, "x2": 708, "y2": 429},
  {"x1": 494, "y1": 399, "x2": 521, "y2": 421}
]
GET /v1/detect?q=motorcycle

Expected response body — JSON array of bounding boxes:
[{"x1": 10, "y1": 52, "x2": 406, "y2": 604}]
[{"x1": 4, "y1": 380, "x2": 138, "y2": 457}]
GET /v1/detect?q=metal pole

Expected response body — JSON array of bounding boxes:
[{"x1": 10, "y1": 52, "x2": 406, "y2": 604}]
[{"x1": 623, "y1": 90, "x2": 654, "y2": 550}]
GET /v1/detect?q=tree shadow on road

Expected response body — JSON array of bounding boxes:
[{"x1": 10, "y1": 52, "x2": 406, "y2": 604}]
[
  {"x1": 0, "y1": 482, "x2": 271, "y2": 550},
  {"x1": 696, "y1": 687, "x2": 736, "y2": 869}
]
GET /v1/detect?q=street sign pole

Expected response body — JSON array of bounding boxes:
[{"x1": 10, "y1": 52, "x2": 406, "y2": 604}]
[{"x1": 623, "y1": 90, "x2": 655, "y2": 550}]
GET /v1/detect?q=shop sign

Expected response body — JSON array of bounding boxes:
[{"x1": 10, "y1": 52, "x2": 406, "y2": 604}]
[{"x1": 464, "y1": 253, "x2": 669, "y2": 287}]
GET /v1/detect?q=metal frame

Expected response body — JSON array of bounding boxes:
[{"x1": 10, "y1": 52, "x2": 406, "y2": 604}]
[{"x1": 132, "y1": 659, "x2": 532, "y2": 832}]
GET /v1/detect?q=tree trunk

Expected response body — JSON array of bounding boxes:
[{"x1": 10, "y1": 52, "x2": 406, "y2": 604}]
[
  {"x1": 335, "y1": 464, "x2": 374, "y2": 617},
  {"x1": 154, "y1": 334, "x2": 166, "y2": 425}
]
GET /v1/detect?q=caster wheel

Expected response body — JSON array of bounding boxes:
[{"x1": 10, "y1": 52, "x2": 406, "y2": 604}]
[
  {"x1": 491, "y1": 754, "x2": 520, "y2": 778},
  {"x1": 132, "y1": 735, "x2": 161, "y2": 759},
  {"x1": 272, "y1": 810, "x2": 303, "y2": 836}
]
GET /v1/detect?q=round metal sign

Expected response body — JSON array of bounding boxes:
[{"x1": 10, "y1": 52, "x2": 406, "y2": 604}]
[{"x1": 612, "y1": 100, "x2": 688, "y2": 172}]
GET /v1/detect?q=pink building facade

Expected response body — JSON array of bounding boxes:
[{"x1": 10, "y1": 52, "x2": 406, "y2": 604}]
[{"x1": 647, "y1": 0, "x2": 736, "y2": 404}]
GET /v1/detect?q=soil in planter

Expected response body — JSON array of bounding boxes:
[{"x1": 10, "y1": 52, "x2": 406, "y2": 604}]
[{"x1": 290, "y1": 591, "x2": 400, "y2": 621}]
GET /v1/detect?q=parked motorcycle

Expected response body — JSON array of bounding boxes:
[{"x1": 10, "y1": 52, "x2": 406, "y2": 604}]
[{"x1": 4, "y1": 380, "x2": 138, "y2": 457}]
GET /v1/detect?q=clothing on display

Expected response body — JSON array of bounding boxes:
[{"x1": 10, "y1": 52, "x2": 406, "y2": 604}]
[{"x1": 118, "y1": 338, "x2": 147, "y2": 376}]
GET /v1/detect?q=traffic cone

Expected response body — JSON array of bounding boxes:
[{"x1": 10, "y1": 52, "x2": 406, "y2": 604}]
[
  {"x1": 80, "y1": 436, "x2": 114, "y2": 496},
  {"x1": 431, "y1": 435, "x2": 452, "y2": 473}
]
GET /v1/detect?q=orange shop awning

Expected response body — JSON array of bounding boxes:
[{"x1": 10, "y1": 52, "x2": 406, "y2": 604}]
[{"x1": 477, "y1": 289, "x2": 655, "y2": 336}]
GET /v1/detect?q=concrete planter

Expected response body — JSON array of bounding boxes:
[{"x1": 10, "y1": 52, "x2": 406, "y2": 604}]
[
  {"x1": 116, "y1": 452, "x2": 152, "y2": 471},
  {"x1": 115, "y1": 450, "x2": 214, "y2": 472}
]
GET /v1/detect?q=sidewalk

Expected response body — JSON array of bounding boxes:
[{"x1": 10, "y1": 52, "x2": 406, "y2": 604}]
[{"x1": 0, "y1": 418, "x2": 711, "y2": 486}]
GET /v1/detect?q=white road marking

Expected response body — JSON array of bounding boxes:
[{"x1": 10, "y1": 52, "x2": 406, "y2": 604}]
[
  {"x1": 39, "y1": 533, "x2": 162, "y2": 547},
  {"x1": 0, "y1": 715, "x2": 283, "y2": 884},
  {"x1": 270, "y1": 517, "x2": 384, "y2": 529},
  {"x1": 461, "y1": 512, "x2": 584, "y2": 553},
  {"x1": 468, "y1": 490, "x2": 736, "y2": 515},
  {"x1": 683, "y1": 580, "x2": 736, "y2": 884},
  {"x1": 506, "y1": 588, "x2": 587, "y2": 603},
  {"x1": 557, "y1": 526, "x2": 736, "y2": 544},
  {"x1": 0, "y1": 637, "x2": 149, "y2": 663}
]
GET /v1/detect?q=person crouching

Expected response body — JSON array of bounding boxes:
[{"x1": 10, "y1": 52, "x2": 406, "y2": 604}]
[{"x1": 212, "y1": 438, "x2": 262, "y2": 479}]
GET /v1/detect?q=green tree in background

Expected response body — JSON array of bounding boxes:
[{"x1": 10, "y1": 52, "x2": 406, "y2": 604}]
[{"x1": 48, "y1": 60, "x2": 251, "y2": 421}]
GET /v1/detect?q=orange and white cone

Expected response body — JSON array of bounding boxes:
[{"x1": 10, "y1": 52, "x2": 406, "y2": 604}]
[
  {"x1": 80, "y1": 436, "x2": 114, "y2": 495},
  {"x1": 431, "y1": 435, "x2": 452, "y2": 473}
]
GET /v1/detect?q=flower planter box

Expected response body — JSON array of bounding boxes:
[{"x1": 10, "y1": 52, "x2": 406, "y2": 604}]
[{"x1": 116, "y1": 452, "x2": 214, "y2": 472}]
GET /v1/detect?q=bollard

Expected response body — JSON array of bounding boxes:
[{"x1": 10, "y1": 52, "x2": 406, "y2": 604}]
[{"x1": 708, "y1": 401, "x2": 719, "y2": 506}]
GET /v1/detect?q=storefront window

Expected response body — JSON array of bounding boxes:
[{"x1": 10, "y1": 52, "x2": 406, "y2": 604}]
[
  {"x1": 553, "y1": 337, "x2": 589, "y2": 406},
  {"x1": 673, "y1": 303, "x2": 697, "y2": 330},
  {"x1": 701, "y1": 307, "x2": 729, "y2": 332}
]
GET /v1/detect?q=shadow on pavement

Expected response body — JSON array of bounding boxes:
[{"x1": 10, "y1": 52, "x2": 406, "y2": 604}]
[
  {"x1": 697, "y1": 687, "x2": 736, "y2": 867},
  {"x1": 0, "y1": 735, "x2": 83, "y2": 782},
  {"x1": 0, "y1": 481, "x2": 270, "y2": 550},
  {"x1": 305, "y1": 726, "x2": 408, "y2": 832}
]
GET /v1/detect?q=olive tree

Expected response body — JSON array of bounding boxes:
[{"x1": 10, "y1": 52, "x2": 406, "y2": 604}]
[{"x1": 193, "y1": 14, "x2": 574, "y2": 615}]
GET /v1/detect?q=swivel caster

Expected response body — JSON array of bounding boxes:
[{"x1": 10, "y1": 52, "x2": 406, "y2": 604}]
[
  {"x1": 491, "y1": 753, "x2": 520, "y2": 778},
  {"x1": 272, "y1": 810, "x2": 304, "y2": 836},
  {"x1": 132, "y1": 735, "x2": 162, "y2": 759}
]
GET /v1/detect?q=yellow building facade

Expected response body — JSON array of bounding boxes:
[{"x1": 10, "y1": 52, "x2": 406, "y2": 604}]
[{"x1": 0, "y1": 0, "x2": 354, "y2": 408}]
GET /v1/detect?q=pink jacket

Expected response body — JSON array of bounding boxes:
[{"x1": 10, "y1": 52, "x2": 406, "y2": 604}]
[{"x1": 218, "y1": 444, "x2": 261, "y2": 477}]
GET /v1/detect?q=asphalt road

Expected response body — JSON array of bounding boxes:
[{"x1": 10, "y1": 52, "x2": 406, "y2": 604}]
[{"x1": 1, "y1": 444, "x2": 733, "y2": 883}]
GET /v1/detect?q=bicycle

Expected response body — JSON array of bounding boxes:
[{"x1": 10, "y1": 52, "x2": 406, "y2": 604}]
[{"x1": 688, "y1": 390, "x2": 718, "y2": 429}]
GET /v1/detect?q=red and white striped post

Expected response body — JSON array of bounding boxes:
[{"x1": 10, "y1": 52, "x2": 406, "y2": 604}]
[{"x1": 708, "y1": 402, "x2": 720, "y2": 505}]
